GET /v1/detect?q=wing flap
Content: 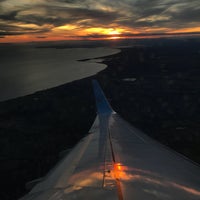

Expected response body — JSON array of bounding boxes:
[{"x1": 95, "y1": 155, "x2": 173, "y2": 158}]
[{"x1": 108, "y1": 113, "x2": 200, "y2": 200}]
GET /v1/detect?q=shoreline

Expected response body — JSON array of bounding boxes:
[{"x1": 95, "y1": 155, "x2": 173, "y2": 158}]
[
  {"x1": 0, "y1": 47, "x2": 120, "y2": 103},
  {"x1": 0, "y1": 47, "x2": 121, "y2": 104}
]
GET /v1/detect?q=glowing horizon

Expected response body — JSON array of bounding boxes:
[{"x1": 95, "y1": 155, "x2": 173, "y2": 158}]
[{"x1": 0, "y1": 0, "x2": 200, "y2": 43}]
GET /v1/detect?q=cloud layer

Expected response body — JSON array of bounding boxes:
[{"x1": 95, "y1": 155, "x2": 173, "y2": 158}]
[{"x1": 0, "y1": 0, "x2": 200, "y2": 42}]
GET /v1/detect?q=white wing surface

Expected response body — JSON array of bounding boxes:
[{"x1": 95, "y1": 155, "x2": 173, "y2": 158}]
[{"x1": 20, "y1": 80, "x2": 200, "y2": 200}]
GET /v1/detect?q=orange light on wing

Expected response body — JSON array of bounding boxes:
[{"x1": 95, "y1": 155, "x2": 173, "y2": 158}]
[
  {"x1": 111, "y1": 164, "x2": 200, "y2": 197},
  {"x1": 116, "y1": 164, "x2": 121, "y2": 170},
  {"x1": 113, "y1": 163, "x2": 128, "y2": 180}
]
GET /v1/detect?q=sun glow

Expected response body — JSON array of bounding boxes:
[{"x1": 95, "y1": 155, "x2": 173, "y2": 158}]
[
  {"x1": 1, "y1": 23, "x2": 200, "y2": 43},
  {"x1": 108, "y1": 29, "x2": 121, "y2": 35},
  {"x1": 84, "y1": 27, "x2": 122, "y2": 35},
  {"x1": 168, "y1": 27, "x2": 200, "y2": 34},
  {"x1": 80, "y1": 27, "x2": 126, "y2": 40},
  {"x1": 109, "y1": 36, "x2": 121, "y2": 40},
  {"x1": 53, "y1": 24, "x2": 78, "y2": 31}
]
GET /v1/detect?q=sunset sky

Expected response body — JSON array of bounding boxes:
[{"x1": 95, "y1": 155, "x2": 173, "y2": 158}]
[{"x1": 0, "y1": 0, "x2": 200, "y2": 43}]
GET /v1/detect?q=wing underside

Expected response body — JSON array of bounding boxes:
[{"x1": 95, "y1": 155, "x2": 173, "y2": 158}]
[{"x1": 20, "y1": 80, "x2": 200, "y2": 200}]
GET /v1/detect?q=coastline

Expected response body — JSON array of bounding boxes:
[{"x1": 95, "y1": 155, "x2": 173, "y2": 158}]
[
  {"x1": 0, "y1": 44, "x2": 200, "y2": 199},
  {"x1": 0, "y1": 47, "x2": 120, "y2": 102}
]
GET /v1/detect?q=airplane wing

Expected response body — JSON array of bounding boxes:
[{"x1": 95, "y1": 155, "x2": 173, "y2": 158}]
[{"x1": 20, "y1": 80, "x2": 200, "y2": 200}]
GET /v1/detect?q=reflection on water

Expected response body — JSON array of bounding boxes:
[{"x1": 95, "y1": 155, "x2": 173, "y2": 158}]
[{"x1": 0, "y1": 46, "x2": 120, "y2": 101}]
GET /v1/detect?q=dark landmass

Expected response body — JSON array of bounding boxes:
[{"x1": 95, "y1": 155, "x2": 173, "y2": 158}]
[{"x1": 0, "y1": 38, "x2": 200, "y2": 200}]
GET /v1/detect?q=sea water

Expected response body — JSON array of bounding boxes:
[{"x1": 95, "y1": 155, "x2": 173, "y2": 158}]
[{"x1": 0, "y1": 45, "x2": 120, "y2": 101}]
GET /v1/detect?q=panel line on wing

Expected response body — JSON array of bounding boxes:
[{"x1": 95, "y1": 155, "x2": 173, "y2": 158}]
[
  {"x1": 93, "y1": 80, "x2": 124, "y2": 200},
  {"x1": 108, "y1": 123, "x2": 124, "y2": 200}
]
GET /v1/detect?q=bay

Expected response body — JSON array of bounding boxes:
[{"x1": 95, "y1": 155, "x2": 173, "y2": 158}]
[{"x1": 0, "y1": 46, "x2": 120, "y2": 101}]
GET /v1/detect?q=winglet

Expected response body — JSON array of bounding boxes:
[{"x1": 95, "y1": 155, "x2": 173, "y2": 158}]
[{"x1": 92, "y1": 80, "x2": 114, "y2": 114}]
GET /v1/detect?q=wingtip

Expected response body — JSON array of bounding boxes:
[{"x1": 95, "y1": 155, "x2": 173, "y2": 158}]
[{"x1": 92, "y1": 80, "x2": 114, "y2": 115}]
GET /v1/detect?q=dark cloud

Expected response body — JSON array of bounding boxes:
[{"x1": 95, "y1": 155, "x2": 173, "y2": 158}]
[
  {"x1": 166, "y1": 7, "x2": 200, "y2": 23},
  {"x1": 14, "y1": 5, "x2": 121, "y2": 27},
  {"x1": 0, "y1": 23, "x2": 50, "y2": 36},
  {"x1": 113, "y1": 0, "x2": 200, "y2": 30},
  {"x1": 0, "y1": 0, "x2": 200, "y2": 38},
  {"x1": 36, "y1": 36, "x2": 47, "y2": 38},
  {"x1": 57, "y1": 0, "x2": 84, "y2": 3},
  {"x1": 0, "y1": 11, "x2": 19, "y2": 21}
]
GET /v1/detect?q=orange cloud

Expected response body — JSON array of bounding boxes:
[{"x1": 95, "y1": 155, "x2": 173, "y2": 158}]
[{"x1": 1, "y1": 0, "x2": 200, "y2": 43}]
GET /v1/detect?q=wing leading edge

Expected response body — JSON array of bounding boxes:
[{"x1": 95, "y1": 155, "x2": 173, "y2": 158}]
[{"x1": 20, "y1": 80, "x2": 200, "y2": 200}]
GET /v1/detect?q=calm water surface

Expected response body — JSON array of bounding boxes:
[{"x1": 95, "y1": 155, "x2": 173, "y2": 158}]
[{"x1": 0, "y1": 46, "x2": 120, "y2": 101}]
